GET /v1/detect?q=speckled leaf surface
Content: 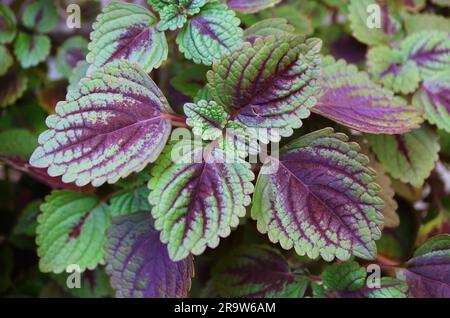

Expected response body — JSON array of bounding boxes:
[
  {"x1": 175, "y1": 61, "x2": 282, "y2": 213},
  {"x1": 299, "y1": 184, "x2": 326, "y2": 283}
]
[
  {"x1": 149, "y1": 142, "x2": 254, "y2": 261},
  {"x1": 30, "y1": 61, "x2": 173, "y2": 187},
  {"x1": 398, "y1": 234, "x2": 450, "y2": 298},
  {"x1": 14, "y1": 33, "x2": 51, "y2": 69},
  {"x1": 176, "y1": 1, "x2": 243, "y2": 65},
  {"x1": 105, "y1": 212, "x2": 194, "y2": 298},
  {"x1": 225, "y1": 0, "x2": 282, "y2": 14},
  {"x1": 184, "y1": 100, "x2": 228, "y2": 140},
  {"x1": 148, "y1": 0, "x2": 206, "y2": 31},
  {"x1": 36, "y1": 191, "x2": 110, "y2": 273},
  {"x1": 251, "y1": 128, "x2": 384, "y2": 261},
  {"x1": 0, "y1": 4, "x2": 16, "y2": 44},
  {"x1": 207, "y1": 35, "x2": 321, "y2": 142},
  {"x1": 314, "y1": 57, "x2": 423, "y2": 134},
  {"x1": 87, "y1": 2, "x2": 168, "y2": 73},
  {"x1": 413, "y1": 71, "x2": 450, "y2": 132},
  {"x1": 367, "y1": 126, "x2": 440, "y2": 187},
  {"x1": 212, "y1": 245, "x2": 308, "y2": 297}
]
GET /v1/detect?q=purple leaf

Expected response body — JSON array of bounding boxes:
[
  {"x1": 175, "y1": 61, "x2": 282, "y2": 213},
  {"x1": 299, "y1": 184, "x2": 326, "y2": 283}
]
[
  {"x1": 105, "y1": 212, "x2": 194, "y2": 298},
  {"x1": 313, "y1": 57, "x2": 423, "y2": 134},
  {"x1": 251, "y1": 128, "x2": 384, "y2": 261},
  {"x1": 29, "y1": 61, "x2": 173, "y2": 187},
  {"x1": 225, "y1": 0, "x2": 282, "y2": 14},
  {"x1": 398, "y1": 234, "x2": 450, "y2": 298}
]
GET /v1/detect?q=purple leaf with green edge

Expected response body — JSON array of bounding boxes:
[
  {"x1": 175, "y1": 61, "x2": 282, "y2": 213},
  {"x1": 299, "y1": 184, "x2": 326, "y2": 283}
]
[
  {"x1": 0, "y1": 4, "x2": 16, "y2": 44},
  {"x1": 149, "y1": 141, "x2": 254, "y2": 261},
  {"x1": 176, "y1": 1, "x2": 243, "y2": 66},
  {"x1": 0, "y1": 70, "x2": 28, "y2": 108},
  {"x1": 243, "y1": 18, "x2": 295, "y2": 44},
  {"x1": 212, "y1": 245, "x2": 309, "y2": 298},
  {"x1": 109, "y1": 186, "x2": 151, "y2": 217},
  {"x1": 251, "y1": 128, "x2": 384, "y2": 261},
  {"x1": 413, "y1": 71, "x2": 450, "y2": 133},
  {"x1": 366, "y1": 126, "x2": 440, "y2": 187},
  {"x1": 105, "y1": 212, "x2": 194, "y2": 298},
  {"x1": 0, "y1": 45, "x2": 13, "y2": 76},
  {"x1": 348, "y1": 0, "x2": 402, "y2": 46},
  {"x1": 87, "y1": 2, "x2": 168, "y2": 74},
  {"x1": 14, "y1": 32, "x2": 51, "y2": 69},
  {"x1": 225, "y1": 0, "x2": 282, "y2": 14},
  {"x1": 21, "y1": 0, "x2": 57, "y2": 33},
  {"x1": 56, "y1": 36, "x2": 89, "y2": 79},
  {"x1": 397, "y1": 234, "x2": 450, "y2": 298},
  {"x1": 29, "y1": 60, "x2": 173, "y2": 188},
  {"x1": 313, "y1": 57, "x2": 423, "y2": 134},
  {"x1": 36, "y1": 191, "x2": 110, "y2": 273},
  {"x1": 207, "y1": 35, "x2": 322, "y2": 142},
  {"x1": 184, "y1": 100, "x2": 228, "y2": 141}
]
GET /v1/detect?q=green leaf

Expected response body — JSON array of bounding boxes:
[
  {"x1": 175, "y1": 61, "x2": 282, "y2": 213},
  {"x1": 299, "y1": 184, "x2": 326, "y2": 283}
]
[
  {"x1": 0, "y1": 4, "x2": 17, "y2": 44},
  {"x1": 244, "y1": 18, "x2": 295, "y2": 42},
  {"x1": 22, "y1": 0, "x2": 57, "y2": 33},
  {"x1": 149, "y1": 141, "x2": 254, "y2": 261},
  {"x1": 184, "y1": 100, "x2": 228, "y2": 140},
  {"x1": 36, "y1": 191, "x2": 110, "y2": 273},
  {"x1": 367, "y1": 126, "x2": 440, "y2": 187},
  {"x1": 14, "y1": 32, "x2": 51, "y2": 68},
  {"x1": 56, "y1": 36, "x2": 89, "y2": 79},
  {"x1": 404, "y1": 14, "x2": 450, "y2": 35},
  {"x1": 322, "y1": 261, "x2": 366, "y2": 291},
  {"x1": 0, "y1": 129, "x2": 38, "y2": 160},
  {"x1": 170, "y1": 64, "x2": 209, "y2": 98},
  {"x1": 0, "y1": 71, "x2": 27, "y2": 108},
  {"x1": 87, "y1": 2, "x2": 168, "y2": 73},
  {"x1": 0, "y1": 45, "x2": 13, "y2": 76},
  {"x1": 109, "y1": 186, "x2": 151, "y2": 217},
  {"x1": 150, "y1": 0, "x2": 207, "y2": 31},
  {"x1": 176, "y1": 1, "x2": 243, "y2": 65},
  {"x1": 212, "y1": 245, "x2": 309, "y2": 298},
  {"x1": 13, "y1": 200, "x2": 42, "y2": 237}
]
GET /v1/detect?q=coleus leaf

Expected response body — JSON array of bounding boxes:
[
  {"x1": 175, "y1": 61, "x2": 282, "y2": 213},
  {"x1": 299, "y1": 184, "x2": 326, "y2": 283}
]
[
  {"x1": 184, "y1": 100, "x2": 228, "y2": 140},
  {"x1": 251, "y1": 128, "x2": 384, "y2": 261},
  {"x1": 68, "y1": 61, "x2": 89, "y2": 93},
  {"x1": 176, "y1": 1, "x2": 243, "y2": 65},
  {"x1": 367, "y1": 126, "x2": 440, "y2": 187},
  {"x1": 87, "y1": 2, "x2": 168, "y2": 74},
  {"x1": 0, "y1": 45, "x2": 12, "y2": 76},
  {"x1": 0, "y1": 70, "x2": 28, "y2": 108},
  {"x1": 22, "y1": 0, "x2": 57, "y2": 33},
  {"x1": 13, "y1": 200, "x2": 42, "y2": 237},
  {"x1": 148, "y1": 0, "x2": 206, "y2": 31},
  {"x1": 322, "y1": 261, "x2": 408, "y2": 298},
  {"x1": 109, "y1": 186, "x2": 151, "y2": 217},
  {"x1": 0, "y1": 4, "x2": 16, "y2": 44},
  {"x1": 29, "y1": 60, "x2": 173, "y2": 187},
  {"x1": 225, "y1": 0, "x2": 282, "y2": 14},
  {"x1": 244, "y1": 18, "x2": 295, "y2": 44},
  {"x1": 413, "y1": 71, "x2": 450, "y2": 133},
  {"x1": 0, "y1": 129, "x2": 38, "y2": 161},
  {"x1": 313, "y1": 57, "x2": 423, "y2": 134},
  {"x1": 404, "y1": 14, "x2": 450, "y2": 35},
  {"x1": 14, "y1": 32, "x2": 51, "y2": 69},
  {"x1": 398, "y1": 234, "x2": 450, "y2": 298},
  {"x1": 212, "y1": 245, "x2": 308, "y2": 298},
  {"x1": 348, "y1": 0, "x2": 402, "y2": 46},
  {"x1": 207, "y1": 35, "x2": 321, "y2": 142},
  {"x1": 56, "y1": 36, "x2": 89, "y2": 79},
  {"x1": 149, "y1": 141, "x2": 254, "y2": 261},
  {"x1": 105, "y1": 212, "x2": 194, "y2": 298},
  {"x1": 36, "y1": 191, "x2": 110, "y2": 273}
]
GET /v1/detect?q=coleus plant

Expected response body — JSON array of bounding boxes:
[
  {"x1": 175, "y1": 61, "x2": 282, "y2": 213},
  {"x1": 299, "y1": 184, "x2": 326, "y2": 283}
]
[{"x1": 0, "y1": 0, "x2": 449, "y2": 298}]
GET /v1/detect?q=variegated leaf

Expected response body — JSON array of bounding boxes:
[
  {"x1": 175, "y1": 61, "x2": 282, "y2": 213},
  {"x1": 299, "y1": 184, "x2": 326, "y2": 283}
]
[
  {"x1": 87, "y1": 2, "x2": 168, "y2": 73},
  {"x1": 251, "y1": 128, "x2": 384, "y2": 261},
  {"x1": 30, "y1": 61, "x2": 173, "y2": 187},
  {"x1": 148, "y1": 0, "x2": 206, "y2": 31},
  {"x1": 184, "y1": 100, "x2": 228, "y2": 140}
]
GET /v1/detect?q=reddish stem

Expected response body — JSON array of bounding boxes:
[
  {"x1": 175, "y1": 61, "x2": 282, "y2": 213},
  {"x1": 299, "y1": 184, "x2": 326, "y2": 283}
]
[{"x1": 162, "y1": 113, "x2": 188, "y2": 128}]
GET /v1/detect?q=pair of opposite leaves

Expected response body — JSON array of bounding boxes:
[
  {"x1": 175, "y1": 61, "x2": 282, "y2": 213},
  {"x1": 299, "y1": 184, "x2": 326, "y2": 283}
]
[{"x1": 30, "y1": 31, "x2": 422, "y2": 263}]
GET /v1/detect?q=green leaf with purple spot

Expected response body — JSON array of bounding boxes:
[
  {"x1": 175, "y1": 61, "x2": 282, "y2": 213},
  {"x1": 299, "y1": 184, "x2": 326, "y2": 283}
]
[
  {"x1": 397, "y1": 234, "x2": 450, "y2": 298},
  {"x1": 367, "y1": 126, "x2": 440, "y2": 187},
  {"x1": 29, "y1": 60, "x2": 173, "y2": 187},
  {"x1": 36, "y1": 191, "x2": 110, "y2": 273},
  {"x1": 207, "y1": 35, "x2": 321, "y2": 142},
  {"x1": 56, "y1": 36, "x2": 89, "y2": 79},
  {"x1": 87, "y1": 2, "x2": 168, "y2": 73},
  {"x1": 225, "y1": 0, "x2": 282, "y2": 13},
  {"x1": 413, "y1": 71, "x2": 450, "y2": 133},
  {"x1": 105, "y1": 212, "x2": 194, "y2": 298},
  {"x1": 0, "y1": 70, "x2": 28, "y2": 108},
  {"x1": 22, "y1": 0, "x2": 57, "y2": 33},
  {"x1": 313, "y1": 57, "x2": 423, "y2": 134},
  {"x1": 212, "y1": 245, "x2": 308, "y2": 298},
  {"x1": 14, "y1": 32, "x2": 51, "y2": 69},
  {"x1": 0, "y1": 4, "x2": 16, "y2": 44},
  {"x1": 251, "y1": 128, "x2": 384, "y2": 261},
  {"x1": 176, "y1": 1, "x2": 243, "y2": 65},
  {"x1": 149, "y1": 141, "x2": 254, "y2": 261}
]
